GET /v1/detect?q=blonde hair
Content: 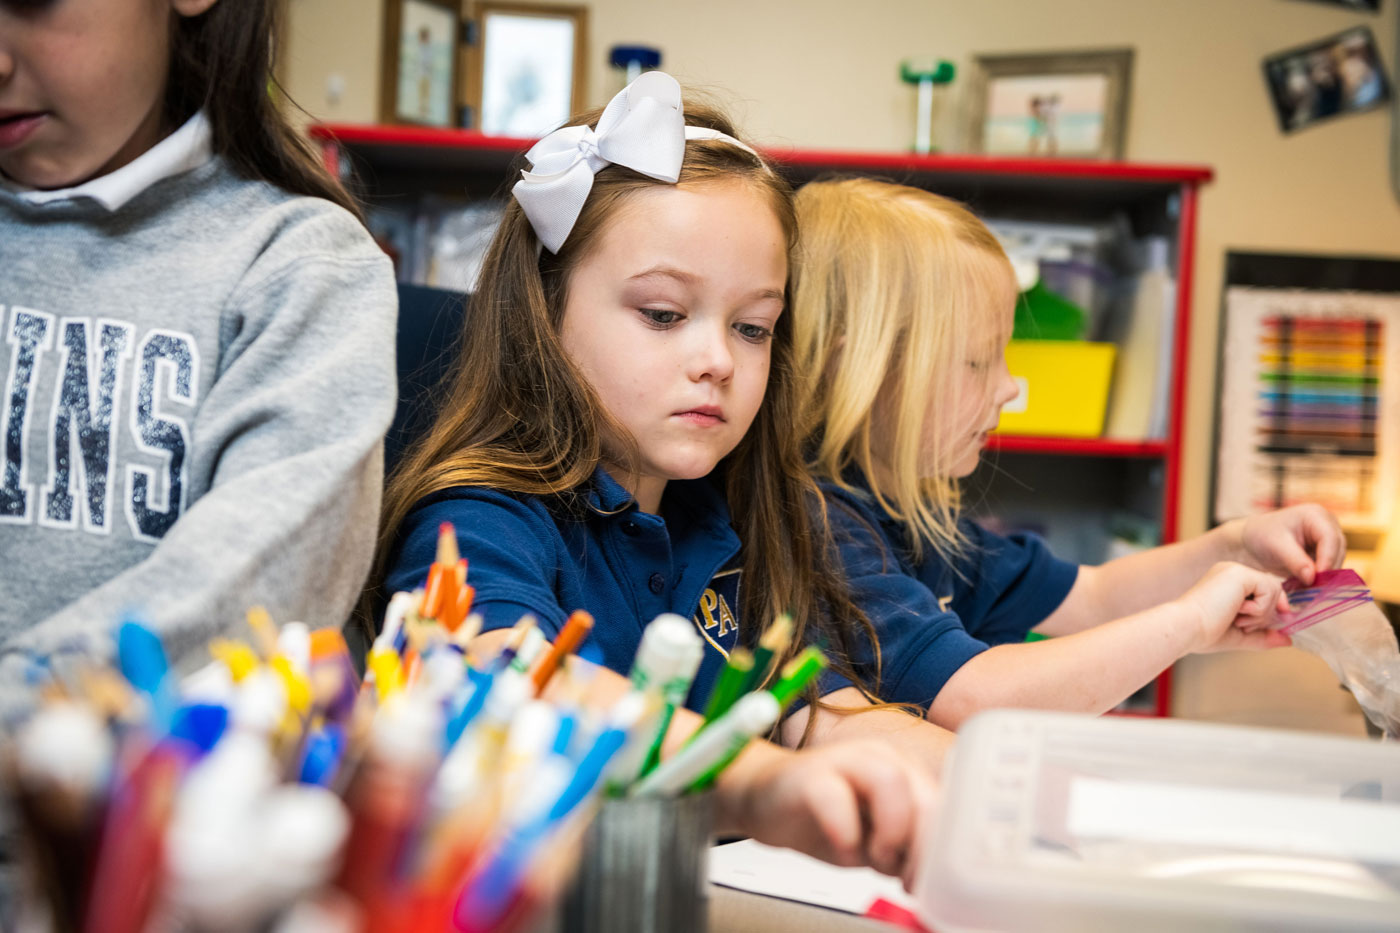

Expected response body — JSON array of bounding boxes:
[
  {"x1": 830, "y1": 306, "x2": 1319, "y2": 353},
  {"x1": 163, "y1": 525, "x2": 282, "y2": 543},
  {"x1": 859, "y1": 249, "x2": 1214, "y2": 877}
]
[{"x1": 792, "y1": 177, "x2": 1014, "y2": 563}]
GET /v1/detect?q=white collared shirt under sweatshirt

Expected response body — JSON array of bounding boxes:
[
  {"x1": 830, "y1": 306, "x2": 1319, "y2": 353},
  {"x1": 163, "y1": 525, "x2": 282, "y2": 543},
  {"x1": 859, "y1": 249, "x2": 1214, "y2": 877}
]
[{"x1": 0, "y1": 114, "x2": 397, "y2": 684}]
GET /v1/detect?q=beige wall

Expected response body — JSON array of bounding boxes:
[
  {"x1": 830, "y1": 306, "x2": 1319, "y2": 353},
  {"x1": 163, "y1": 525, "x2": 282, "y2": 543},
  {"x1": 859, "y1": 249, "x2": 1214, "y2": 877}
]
[
  {"x1": 284, "y1": 0, "x2": 1400, "y2": 539},
  {"x1": 283, "y1": 0, "x2": 384, "y2": 125}
]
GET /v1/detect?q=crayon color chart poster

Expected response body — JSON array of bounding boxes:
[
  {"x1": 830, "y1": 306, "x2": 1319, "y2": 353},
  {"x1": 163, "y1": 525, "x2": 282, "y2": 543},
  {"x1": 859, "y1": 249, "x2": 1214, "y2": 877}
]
[{"x1": 1214, "y1": 286, "x2": 1400, "y2": 530}]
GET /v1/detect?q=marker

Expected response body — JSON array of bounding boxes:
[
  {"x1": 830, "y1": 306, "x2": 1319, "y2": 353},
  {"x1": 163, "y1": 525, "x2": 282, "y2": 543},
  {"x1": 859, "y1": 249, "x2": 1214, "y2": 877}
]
[
  {"x1": 630, "y1": 691, "x2": 779, "y2": 798},
  {"x1": 530, "y1": 610, "x2": 594, "y2": 694},
  {"x1": 116, "y1": 619, "x2": 177, "y2": 733},
  {"x1": 769, "y1": 646, "x2": 827, "y2": 709},
  {"x1": 492, "y1": 615, "x2": 539, "y2": 673},
  {"x1": 696, "y1": 648, "x2": 753, "y2": 729},
  {"x1": 740, "y1": 613, "x2": 793, "y2": 695},
  {"x1": 630, "y1": 615, "x2": 703, "y2": 779},
  {"x1": 245, "y1": 606, "x2": 281, "y2": 659},
  {"x1": 11, "y1": 701, "x2": 112, "y2": 930}
]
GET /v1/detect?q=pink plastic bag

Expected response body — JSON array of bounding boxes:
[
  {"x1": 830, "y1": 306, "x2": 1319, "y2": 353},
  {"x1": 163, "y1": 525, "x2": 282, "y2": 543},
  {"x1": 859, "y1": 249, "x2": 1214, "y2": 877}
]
[{"x1": 1278, "y1": 570, "x2": 1400, "y2": 739}]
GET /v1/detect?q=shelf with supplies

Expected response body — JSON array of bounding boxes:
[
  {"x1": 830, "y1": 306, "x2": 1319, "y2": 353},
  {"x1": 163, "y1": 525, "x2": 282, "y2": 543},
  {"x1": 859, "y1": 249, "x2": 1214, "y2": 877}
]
[{"x1": 310, "y1": 123, "x2": 1213, "y2": 717}]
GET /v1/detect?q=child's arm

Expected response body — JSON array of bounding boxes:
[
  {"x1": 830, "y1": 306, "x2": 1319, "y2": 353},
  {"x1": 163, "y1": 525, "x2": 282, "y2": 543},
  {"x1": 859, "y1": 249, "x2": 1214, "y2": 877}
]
[
  {"x1": 1034, "y1": 504, "x2": 1344, "y2": 637},
  {"x1": 474, "y1": 629, "x2": 936, "y2": 884},
  {"x1": 928, "y1": 561, "x2": 1292, "y2": 729},
  {"x1": 0, "y1": 216, "x2": 397, "y2": 675},
  {"x1": 779, "y1": 687, "x2": 954, "y2": 776}
]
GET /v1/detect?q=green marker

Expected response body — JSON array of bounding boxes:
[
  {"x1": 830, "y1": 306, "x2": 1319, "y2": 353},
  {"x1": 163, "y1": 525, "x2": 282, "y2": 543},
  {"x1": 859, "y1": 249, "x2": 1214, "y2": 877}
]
[
  {"x1": 769, "y1": 646, "x2": 827, "y2": 710},
  {"x1": 683, "y1": 649, "x2": 828, "y2": 793},
  {"x1": 740, "y1": 613, "x2": 793, "y2": 696},
  {"x1": 698, "y1": 648, "x2": 754, "y2": 729}
]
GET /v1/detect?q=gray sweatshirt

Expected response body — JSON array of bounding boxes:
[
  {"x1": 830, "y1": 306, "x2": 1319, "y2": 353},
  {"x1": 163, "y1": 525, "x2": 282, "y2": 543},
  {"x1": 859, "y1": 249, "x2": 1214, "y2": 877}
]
[{"x1": 0, "y1": 117, "x2": 397, "y2": 686}]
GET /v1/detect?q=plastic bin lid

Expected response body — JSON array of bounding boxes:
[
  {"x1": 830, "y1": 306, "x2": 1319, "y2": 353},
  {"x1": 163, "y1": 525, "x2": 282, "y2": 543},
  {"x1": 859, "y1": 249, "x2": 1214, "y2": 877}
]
[{"x1": 917, "y1": 710, "x2": 1400, "y2": 933}]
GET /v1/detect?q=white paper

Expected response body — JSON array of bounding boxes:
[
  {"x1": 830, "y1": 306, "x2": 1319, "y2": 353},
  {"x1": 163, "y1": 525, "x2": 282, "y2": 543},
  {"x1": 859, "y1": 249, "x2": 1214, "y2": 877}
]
[
  {"x1": 709, "y1": 839, "x2": 918, "y2": 915},
  {"x1": 1067, "y1": 776, "x2": 1400, "y2": 865}
]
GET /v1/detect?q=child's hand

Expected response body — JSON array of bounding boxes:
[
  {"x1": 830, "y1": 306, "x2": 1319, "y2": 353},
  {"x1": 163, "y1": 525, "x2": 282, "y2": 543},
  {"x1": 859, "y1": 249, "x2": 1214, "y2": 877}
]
[
  {"x1": 1177, "y1": 562, "x2": 1293, "y2": 653},
  {"x1": 728, "y1": 740, "x2": 937, "y2": 889},
  {"x1": 1233, "y1": 504, "x2": 1345, "y2": 585}
]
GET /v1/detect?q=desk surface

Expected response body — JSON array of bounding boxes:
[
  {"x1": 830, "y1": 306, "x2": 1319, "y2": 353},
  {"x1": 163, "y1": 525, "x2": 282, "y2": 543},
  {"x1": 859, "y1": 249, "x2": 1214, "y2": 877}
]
[
  {"x1": 711, "y1": 885, "x2": 898, "y2": 932},
  {"x1": 528, "y1": 884, "x2": 899, "y2": 933}
]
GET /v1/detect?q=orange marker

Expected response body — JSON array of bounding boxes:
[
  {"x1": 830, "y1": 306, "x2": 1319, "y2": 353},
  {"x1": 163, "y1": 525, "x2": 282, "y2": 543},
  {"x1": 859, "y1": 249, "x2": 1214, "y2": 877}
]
[
  {"x1": 530, "y1": 610, "x2": 594, "y2": 694},
  {"x1": 443, "y1": 583, "x2": 475, "y2": 633},
  {"x1": 436, "y1": 521, "x2": 460, "y2": 565},
  {"x1": 420, "y1": 564, "x2": 447, "y2": 620}
]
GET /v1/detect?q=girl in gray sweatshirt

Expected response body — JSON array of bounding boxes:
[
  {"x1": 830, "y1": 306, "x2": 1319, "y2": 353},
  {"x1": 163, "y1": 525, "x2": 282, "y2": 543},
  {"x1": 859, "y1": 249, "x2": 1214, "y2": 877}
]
[{"x1": 0, "y1": 0, "x2": 397, "y2": 694}]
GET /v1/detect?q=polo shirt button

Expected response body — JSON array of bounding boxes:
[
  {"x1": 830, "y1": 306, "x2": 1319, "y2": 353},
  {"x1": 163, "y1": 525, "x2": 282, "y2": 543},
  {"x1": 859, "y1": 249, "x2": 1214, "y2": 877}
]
[
  {"x1": 647, "y1": 572, "x2": 666, "y2": 595},
  {"x1": 621, "y1": 520, "x2": 640, "y2": 536}
]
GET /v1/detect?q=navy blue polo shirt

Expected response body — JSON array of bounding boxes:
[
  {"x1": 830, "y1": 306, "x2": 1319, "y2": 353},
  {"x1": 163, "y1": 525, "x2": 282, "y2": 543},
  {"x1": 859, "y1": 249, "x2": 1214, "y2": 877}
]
[
  {"x1": 824, "y1": 479, "x2": 1079, "y2": 708},
  {"x1": 385, "y1": 468, "x2": 850, "y2": 712}
]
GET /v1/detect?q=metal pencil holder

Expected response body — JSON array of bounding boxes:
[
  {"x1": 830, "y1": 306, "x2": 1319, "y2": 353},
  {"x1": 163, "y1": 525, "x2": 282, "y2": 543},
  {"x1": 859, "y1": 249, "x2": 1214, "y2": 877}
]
[{"x1": 561, "y1": 792, "x2": 714, "y2": 933}]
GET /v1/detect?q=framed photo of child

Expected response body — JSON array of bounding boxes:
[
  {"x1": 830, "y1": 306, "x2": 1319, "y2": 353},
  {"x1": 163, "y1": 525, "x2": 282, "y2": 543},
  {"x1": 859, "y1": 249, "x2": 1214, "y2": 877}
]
[
  {"x1": 968, "y1": 49, "x2": 1134, "y2": 159},
  {"x1": 381, "y1": 0, "x2": 462, "y2": 127}
]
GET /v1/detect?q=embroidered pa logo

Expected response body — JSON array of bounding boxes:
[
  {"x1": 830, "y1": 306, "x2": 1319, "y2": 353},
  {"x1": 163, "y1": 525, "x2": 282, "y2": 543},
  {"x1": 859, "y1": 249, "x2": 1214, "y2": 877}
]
[{"x1": 693, "y1": 567, "x2": 741, "y2": 656}]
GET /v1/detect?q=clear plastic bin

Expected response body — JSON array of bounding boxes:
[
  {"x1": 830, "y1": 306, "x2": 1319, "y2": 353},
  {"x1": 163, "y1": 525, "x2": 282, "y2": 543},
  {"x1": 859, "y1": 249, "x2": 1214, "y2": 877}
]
[{"x1": 917, "y1": 710, "x2": 1400, "y2": 933}]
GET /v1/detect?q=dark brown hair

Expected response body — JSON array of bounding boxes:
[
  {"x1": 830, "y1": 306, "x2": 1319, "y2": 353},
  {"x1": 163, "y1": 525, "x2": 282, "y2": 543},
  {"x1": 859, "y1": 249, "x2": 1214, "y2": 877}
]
[
  {"x1": 368, "y1": 94, "x2": 891, "y2": 738},
  {"x1": 166, "y1": 0, "x2": 362, "y2": 217}
]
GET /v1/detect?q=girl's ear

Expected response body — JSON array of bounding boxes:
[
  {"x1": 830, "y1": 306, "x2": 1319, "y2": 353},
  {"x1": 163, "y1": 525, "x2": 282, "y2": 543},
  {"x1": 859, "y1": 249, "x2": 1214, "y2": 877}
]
[{"x1": 170, "y1": 0, "x2": 220, "y2": 17}]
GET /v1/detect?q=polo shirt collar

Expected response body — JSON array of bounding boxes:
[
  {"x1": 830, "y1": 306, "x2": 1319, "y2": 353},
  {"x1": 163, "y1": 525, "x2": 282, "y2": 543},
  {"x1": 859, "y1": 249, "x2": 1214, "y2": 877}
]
[{"x1": 2, "y1": 111, "x2": 212, "y2": 212}]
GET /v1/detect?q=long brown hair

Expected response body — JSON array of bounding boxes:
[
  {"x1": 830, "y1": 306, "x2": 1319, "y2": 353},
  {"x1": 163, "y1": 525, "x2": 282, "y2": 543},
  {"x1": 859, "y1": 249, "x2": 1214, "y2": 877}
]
[
  {"x1": 166, "y1": 0, "x2": 362, "y2": 217},
  {"x1": 370, "y1": 95, "x2": 888, "y2": 735}
]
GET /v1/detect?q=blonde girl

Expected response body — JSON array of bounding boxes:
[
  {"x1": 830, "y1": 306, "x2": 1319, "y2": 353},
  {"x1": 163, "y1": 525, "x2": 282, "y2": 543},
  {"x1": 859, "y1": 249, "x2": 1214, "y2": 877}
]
[{"x1": 792, "y1": 177, "x2": 1345, "y2": 728}]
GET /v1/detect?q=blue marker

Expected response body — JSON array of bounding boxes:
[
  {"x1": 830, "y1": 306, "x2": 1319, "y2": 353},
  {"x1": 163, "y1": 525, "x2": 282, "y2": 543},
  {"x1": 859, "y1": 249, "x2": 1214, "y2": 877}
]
[{"x1": 117, "y1": 619, "x2": 178, "y2": 733}]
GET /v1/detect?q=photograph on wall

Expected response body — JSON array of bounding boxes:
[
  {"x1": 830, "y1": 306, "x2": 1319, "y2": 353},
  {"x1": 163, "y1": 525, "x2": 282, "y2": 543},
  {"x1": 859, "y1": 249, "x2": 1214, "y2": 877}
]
[
  {"x1": 394, "y1": 0, "x2": 459, "y2": 127},
  {"x1": 477, "y1": 6, "x2": 583, "y2": 137},
  {"x1": 970, "y1": 49, "x2": 1133, "y2": 159},
  {"x1": 1263, "y1": 26, "x2": 1391, "y2": 133},
  {"x1": 1288, "y1": 0, "x2": 1380, "y2": 11},
  {"x1": 1214, "y1": 285, "x2": 1400, "y2": 532}
]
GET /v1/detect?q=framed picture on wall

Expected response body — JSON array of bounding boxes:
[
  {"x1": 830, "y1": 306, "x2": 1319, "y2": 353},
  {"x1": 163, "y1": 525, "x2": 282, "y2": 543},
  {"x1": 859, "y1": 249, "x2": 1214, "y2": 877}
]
[
  {"x1": 968, "y1": 48, "x2": 1133, "y2": 159},
  {"x1": 465, "y1": 2, "x2": 588, "y2": 137},
  {"x1": 1286, "y1": 0, "x2": 1380, "y2": 11},
  {"x1": 1211, "y1": 252, "x2": 1400, "y2": 534},
  {"x1": 1262, "y1": 26, "x2": 1391, "y2": 133},
  {"x1": 381, "y1": 0, "x2": 462, "y2": 127}
]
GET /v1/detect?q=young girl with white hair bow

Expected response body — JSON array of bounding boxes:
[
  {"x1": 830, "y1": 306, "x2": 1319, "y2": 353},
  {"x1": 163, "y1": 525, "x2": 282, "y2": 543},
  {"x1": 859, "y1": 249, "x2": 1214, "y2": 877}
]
[{"x1": 367, "y1": 74, "x2": 949, "y2": 880}]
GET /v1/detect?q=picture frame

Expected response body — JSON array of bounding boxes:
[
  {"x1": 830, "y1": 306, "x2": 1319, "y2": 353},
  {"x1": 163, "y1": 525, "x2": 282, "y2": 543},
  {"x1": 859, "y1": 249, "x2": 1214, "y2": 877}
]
[
  {"x1": 380, "y1": 0, "x2": 462, "y2": 128},
  {"x1": 968, "y1": 48, "x2": 1133, "y2": 159},
  {"x1": 464, "y1": 2, "x2": 588, "y2": 138},
  {"x1": 1262, "y1": 26, "x2": 1391, "y2": 134},
  {"x1": 1286, "y1": 0, "x2": 1380, "y2": 11},
  {"x1": 1211, "y1": 252, "x2": 1400, "y2": 534}
]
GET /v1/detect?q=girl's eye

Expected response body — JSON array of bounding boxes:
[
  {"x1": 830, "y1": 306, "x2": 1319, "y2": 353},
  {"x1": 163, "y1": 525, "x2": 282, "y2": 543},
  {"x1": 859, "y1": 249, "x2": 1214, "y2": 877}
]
[
  {"x1": 735, "y1": 322, "x2": 773, "y2": 343},
  {"x1": 639, "y1": 308, "x2": 682, "y2": 327}
]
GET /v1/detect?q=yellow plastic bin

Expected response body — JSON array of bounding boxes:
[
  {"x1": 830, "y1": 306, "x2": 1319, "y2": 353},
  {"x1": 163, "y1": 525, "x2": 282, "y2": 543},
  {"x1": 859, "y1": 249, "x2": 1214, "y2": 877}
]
[{"x1": 995, "y1": 340, "x2": 1117, "y2": 437}]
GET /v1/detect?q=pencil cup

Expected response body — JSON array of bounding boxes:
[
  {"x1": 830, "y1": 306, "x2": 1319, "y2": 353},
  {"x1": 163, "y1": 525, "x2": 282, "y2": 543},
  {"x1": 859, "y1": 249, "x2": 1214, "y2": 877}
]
[{"x1": 561, "y1": 792, "x2": 714, "y2": 933}]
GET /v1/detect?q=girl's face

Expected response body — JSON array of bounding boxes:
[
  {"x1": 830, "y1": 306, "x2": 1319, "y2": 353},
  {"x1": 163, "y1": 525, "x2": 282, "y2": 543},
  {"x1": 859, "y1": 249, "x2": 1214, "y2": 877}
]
[
  {"x1": 0, "y1": 0, "x2": 215, "y2": 190},
  {"x1": 944, "y1": 321, "x2": 1019, "y2": 478},
  {"x1": 560, "y1": 179, "x2": 787, "y2": 512},
  {"x1": 941, "y1": 271, "x2": 1020, "y2": 478}
]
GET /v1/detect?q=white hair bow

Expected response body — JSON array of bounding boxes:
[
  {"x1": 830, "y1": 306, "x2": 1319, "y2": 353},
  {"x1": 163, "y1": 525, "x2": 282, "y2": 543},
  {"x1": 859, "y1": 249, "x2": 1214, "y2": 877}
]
[{"x1": 511, "y1": 71, "x2": 759, "y2": 254}]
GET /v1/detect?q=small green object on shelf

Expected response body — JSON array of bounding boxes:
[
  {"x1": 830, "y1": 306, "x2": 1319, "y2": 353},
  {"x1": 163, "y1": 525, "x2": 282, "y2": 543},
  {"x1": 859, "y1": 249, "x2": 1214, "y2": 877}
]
[
  {"x1": 899, "y1": 60, "x2": 956, "y2": 85},
  {"x1": 1014, "y1": 280, "x2": 1087, "y2": 341},
  {"x1": 900, "y1": 58, "x2": 956, "y2": 155}
]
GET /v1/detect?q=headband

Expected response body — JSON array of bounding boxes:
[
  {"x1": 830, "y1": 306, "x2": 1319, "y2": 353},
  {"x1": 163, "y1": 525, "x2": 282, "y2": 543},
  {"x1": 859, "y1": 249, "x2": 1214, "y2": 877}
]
[{"x1": 511, "y1": 71, "x2": 762, "y2": 254}]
